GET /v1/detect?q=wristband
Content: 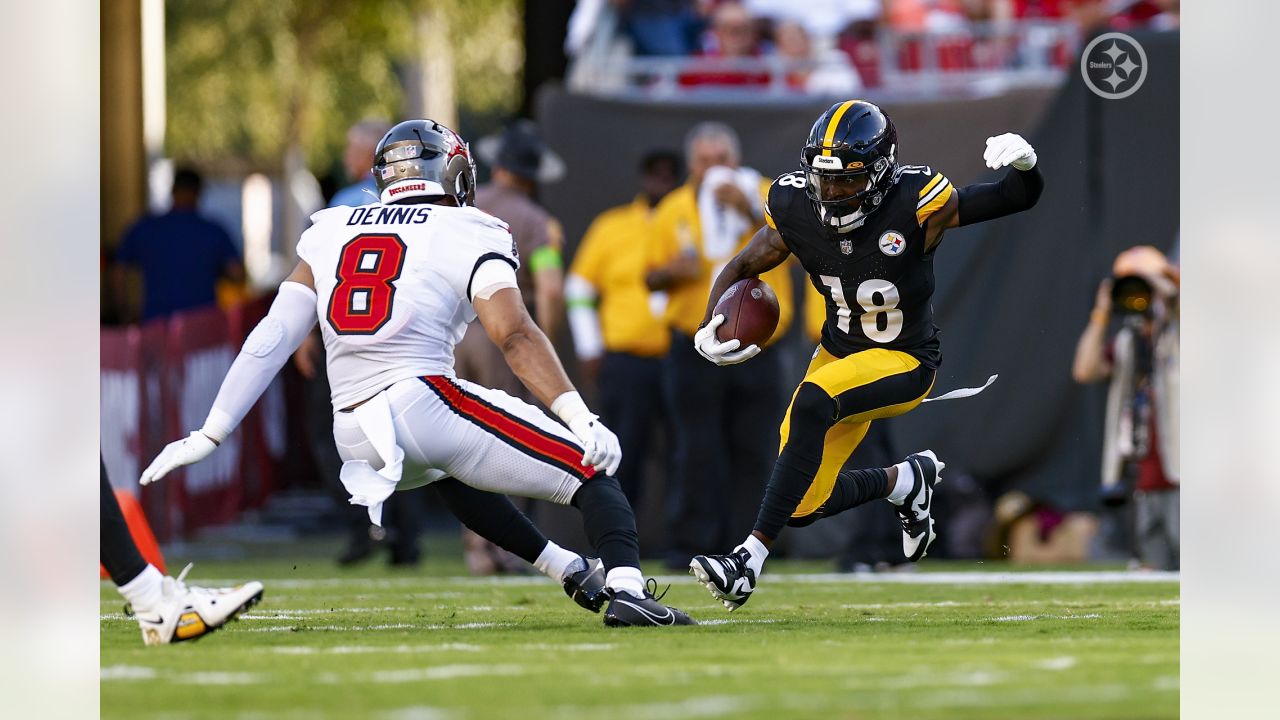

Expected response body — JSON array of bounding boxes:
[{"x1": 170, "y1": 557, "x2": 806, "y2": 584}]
[
  {"x1": 550, "y1": 391, "x2": 590, "y2": 425},
  {"x1": 200, "y1": 408, "x2": 234, "y2": 445}
]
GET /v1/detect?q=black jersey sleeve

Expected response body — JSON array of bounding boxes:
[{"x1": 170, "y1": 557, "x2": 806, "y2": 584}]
[
  {"x1": 764, "y1": 171, "x2": 809, "y2": 246},
  {"x1": 956, "y1": 165, "x2": 1043, "y2": 226}
]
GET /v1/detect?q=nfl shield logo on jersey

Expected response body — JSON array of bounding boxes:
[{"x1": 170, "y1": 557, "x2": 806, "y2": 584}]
[
  {"x1": 879, "y1": 231, "x2": 906, "y2": 256},
  {"x1": 839, "y1": 238, "x2": 853, "y2": 255}
]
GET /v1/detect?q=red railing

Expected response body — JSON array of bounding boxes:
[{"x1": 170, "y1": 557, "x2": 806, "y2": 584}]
[{"x1": 101, "y1": 297, "x2": 288, "y2": 540}]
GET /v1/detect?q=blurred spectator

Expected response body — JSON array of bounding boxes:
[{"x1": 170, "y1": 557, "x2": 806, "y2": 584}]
[
  {"x1": 458, "y1": 119, "x2": 568, "y2": 575},
  {"x1": 989, "y1": 491, "x2": 1099, "y2": 565},
  {"x1": 614, "y1": 0, "x2": 706, "y2": 56},
  {"x1": 772, "y1": 20, "x2": 862, "y2": 94},
  {"x1": 294, "y1": 117, "x2": 425, "y2": 569},
  {"x1": 329, "y1": 119, "x2": 391, "y2": 207},
  {"x1": 114, "y1": 168, "x2": 244, "y2": 322},
  {"x1": 566, "y1": 149, "x2": 682, "y2": 506},
  {"x1": 645, "y1": 121, "x2": 795, "y2": 566},
  {"x1": 1149, "y1": 0, "x2": 1179, "y2": 30},
  {"x1": 1072, "y1": 245, "x2": 1179, "y2": 570},
  {"x1": 743, "y1": 0, "x2": 880, "y2": 39},
  {"x1": 474, "y1": 120, "x2": 567, "y2": 347},
  {"x1": 680, "y1": 1, "x2": 770, "y2": 87}
]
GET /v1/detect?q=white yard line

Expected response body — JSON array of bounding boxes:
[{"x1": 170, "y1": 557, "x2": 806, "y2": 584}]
[{"x1": 240, "y1": 570, "x2": 1178, "y2": 589}]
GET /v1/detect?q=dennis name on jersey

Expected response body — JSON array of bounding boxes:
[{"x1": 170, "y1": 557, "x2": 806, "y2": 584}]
[{"x1": 346, "y1": 205, "x2": 433, "y2": 226}]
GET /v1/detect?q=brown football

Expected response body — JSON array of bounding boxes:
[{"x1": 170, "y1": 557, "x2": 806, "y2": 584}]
[{"x1": 713, "y1": 278, "x2": 780, "y2": 347}]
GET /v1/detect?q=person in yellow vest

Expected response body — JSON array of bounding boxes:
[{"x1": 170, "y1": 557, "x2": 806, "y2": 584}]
[
  {"x1": 645, "y1": 122, "x2": 795, "y2": 565},
  {"x1": 566, "y1": 150, "x2": 682, "y2": 507}
]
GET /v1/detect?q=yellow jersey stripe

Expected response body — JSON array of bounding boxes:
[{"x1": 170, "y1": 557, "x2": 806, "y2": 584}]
[
  {"x1": 820, "y1": 100, "x2": 858, "y2": 156},
  {"x1": 763, "y1": 203, "x2": 777, "y2": 230},
  {"x1": 916, "y1": 177, "x2": 951, "y2": 209},
  {"x1": 916, "y1": 182, "x2": 955, "y2": 225},
  {"x1": 918, "y1": 173, "x2": 945, "y2": 198}
]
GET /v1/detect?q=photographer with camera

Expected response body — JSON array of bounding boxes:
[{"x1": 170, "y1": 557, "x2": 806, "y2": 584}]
[{"x1": 1072, "y1": 245, "x2": 1180, "y2": 570}]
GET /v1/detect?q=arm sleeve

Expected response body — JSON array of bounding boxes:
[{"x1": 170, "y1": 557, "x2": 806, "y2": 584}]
[
  {"x1": 956, "y1": 165, "x2": 1044, "y2": 226},
  {"x1": 565, "y1": 272, "x2": 604, "y2": 361},
  {"x1": 527, "y1": 217, "x2": 564, "y2": 273},
  {"x1": 200, "y1": 281, "x2": 317, "y2": 441}
]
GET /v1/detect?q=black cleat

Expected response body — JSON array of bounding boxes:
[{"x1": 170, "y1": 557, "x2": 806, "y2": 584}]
[
  {"x1": 689, "y1": 547, "x2": 757, "y2": 611},
  {"x1": 603, "y1": 580, "x2": 697, "y2": 627},
  {"x1": 897, "y1": 450, "x2": 945, "y2": 561},
  {"x1": 562, "y1": 556, "x2": 608, "y2": 613}
]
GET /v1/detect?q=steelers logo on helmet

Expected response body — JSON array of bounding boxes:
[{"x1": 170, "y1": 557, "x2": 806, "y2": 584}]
[
  {"x1": 801, "y1": 100, "x2": 900, "y2": 235},
  {"x1": 373, "y1": 119, "x2": 477, "y2": 206}
]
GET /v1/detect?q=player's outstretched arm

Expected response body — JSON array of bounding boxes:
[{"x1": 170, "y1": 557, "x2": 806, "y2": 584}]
[
  {"x1": 927, "y1": 133, "x2": 1044, "y2": 249},
  {"x1": 140, "y1": 262, "x2": 319, "y2": 485},
  {"x1": 693, "y1": 225, "x2": 791, "y2": 365},
  {"x1": 474, "y1": 286, "x2": 621, "y2": 475}
]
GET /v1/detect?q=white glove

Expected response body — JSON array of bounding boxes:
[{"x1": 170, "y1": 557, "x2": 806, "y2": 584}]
[
  {"x1": 983, "y1": 133, "x2": 1037, "y2": 171},
  {"x1": 551, "y1": 391, "x2": 622, "y2": 476},
  {"x1": 567, "y1": 413, "x2": 622, "y2": 476},
  {"x1": 140, "y1": 431, "x2": 218, "y2": 486},
  {"x1": 694, "y1": 314, "x2": 760, "y2": 366}
]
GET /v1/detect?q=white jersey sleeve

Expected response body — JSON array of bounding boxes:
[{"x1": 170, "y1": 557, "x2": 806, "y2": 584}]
[{"x1": 436, "y1": 207, "x2": 520, "y2": 303}]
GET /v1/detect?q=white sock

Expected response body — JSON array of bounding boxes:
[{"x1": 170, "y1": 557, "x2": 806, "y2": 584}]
[
  {"x1": 738, "y1": 534, "x2": 769, "y2": 577},
  {"x1": 532, "y1": 541, "x2": 582, "y2": 584},
  {"x1": 886, "y1": 461, "x2": 915, "y2": 505},
  {"x1": 605, "y1": 566, "x2": 646, "y2": 599},
  {"x1": 118, "y1": 564, "x2": 164, "y2": 613}
]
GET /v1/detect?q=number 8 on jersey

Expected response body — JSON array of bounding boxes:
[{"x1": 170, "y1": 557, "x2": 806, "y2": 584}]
[{"x1": 327, "y1": 234, "x2": 408, "y2": 335}]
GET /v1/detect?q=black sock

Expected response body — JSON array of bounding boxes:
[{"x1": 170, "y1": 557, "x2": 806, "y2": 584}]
[
  {"x1": 100, "y1": 459, "x2": 149, "y2": 587},
  {"x1": 434, "y1": 478, "x2": 548, "y2": 564},
  {"x1": 752, "y1": 383, "x2": 836, "y2": 540},
  {"x1": 570, "y1": 475, "x2": 640, "y2": 571},
  {"x1": 821, "y1": 468, "x2": 890, "y2": 517}
]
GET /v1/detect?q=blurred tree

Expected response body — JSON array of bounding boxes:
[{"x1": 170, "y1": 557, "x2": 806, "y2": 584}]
[{"x1": 165, "y1": 0, "x2": 522, "y2": 174}]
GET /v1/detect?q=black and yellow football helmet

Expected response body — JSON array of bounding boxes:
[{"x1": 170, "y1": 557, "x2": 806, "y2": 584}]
[{"x1": 801, "y1": 100, "x2": 898, "y2": 232}]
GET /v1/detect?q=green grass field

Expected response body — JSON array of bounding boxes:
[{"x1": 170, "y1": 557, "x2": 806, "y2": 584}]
[{"x1": 101, "y1": 549, "x2": 1178, "y2": 720}]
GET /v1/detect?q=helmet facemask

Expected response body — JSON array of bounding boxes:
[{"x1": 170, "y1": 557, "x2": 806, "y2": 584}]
[{"x1": 804, "y1": 146, "x2": 896, "y2": 233}]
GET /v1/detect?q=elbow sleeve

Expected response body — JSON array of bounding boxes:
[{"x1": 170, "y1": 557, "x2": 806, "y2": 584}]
[
  {"x1": 956, "y1": 166, "x2": 1043, "y2": 227},
  {"x1": 203, "y1": 282, "x2": 317, "y2": 441}
]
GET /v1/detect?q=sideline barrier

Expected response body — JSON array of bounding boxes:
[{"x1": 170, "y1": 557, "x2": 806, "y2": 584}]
[{"x1": 101, "y1": 297, "x2": 287, "y2": 540}]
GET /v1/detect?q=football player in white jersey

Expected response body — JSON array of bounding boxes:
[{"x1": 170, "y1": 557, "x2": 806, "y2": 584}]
[{"x1": 140, "y1": 120, "x2": 695, "y2": 627}]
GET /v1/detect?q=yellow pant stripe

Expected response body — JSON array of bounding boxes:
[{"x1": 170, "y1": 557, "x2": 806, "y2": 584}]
[
  {"x1": 779, "y1": 346, "x2": 933, "y2": 518},
  {"x1": 793, "y1": 419, "x2": 871, "y2": 517}
]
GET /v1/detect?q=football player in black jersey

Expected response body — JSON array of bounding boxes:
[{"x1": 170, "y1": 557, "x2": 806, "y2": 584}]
[{"x1": 688, "y1": 100, "x2": 1043, "y2": 610}]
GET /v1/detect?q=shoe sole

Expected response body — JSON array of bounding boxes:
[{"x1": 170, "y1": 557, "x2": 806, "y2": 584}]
[
  {"x1": 688, "y1": 558, "x2": 744, "y2": 612},
  {"x1": 167, "y1": 587, "x2": 265, "y2": 645},
  {"x1": 905, "y1": 452, "x2": 944, "y2": 562}
]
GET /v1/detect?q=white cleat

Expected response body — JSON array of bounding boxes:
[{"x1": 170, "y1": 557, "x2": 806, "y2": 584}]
[
  {"x1": 689, "y1": 548, "x2": 756, "y2": 611},
  {"x1": 128, "y1": 564, "x2": 264, "y2": 646},
  {"x1": 898, "y1": 450, "x2": 945, "y2": 562}
]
